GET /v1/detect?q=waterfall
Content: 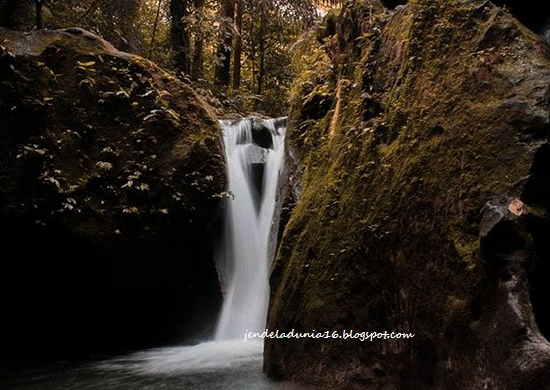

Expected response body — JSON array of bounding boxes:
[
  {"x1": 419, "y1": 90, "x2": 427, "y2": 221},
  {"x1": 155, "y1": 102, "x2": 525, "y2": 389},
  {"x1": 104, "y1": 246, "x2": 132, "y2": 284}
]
[
  {"x1": 544, "y1": 19, "x2": 550, "y2": 44},
  {"x1": 214, "y1": 117, "x2": 286, "y2": 341}
]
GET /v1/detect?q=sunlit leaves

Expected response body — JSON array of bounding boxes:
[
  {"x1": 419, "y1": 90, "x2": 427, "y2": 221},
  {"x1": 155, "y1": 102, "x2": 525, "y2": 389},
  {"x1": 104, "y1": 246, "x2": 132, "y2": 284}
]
[
  {"x1": 16, "y1": 144, "x2": 47, "y2": 159},
  {"x1": 143, "y1": 107, "x2": 181, "y2": 126},
  {"x1": 62, "y1": 197, "x2": 77, "y2": 211},
  {"x1": 212, "y1": 190, "x2": 235, "y2": 200},
  {"x1": 39, "y1": 170, "x2": 64, "y2": 193},
  {"x1": 76, "y1": 60, "x2": 96, "y2": 68},
  {"x1": 122, "y1": 206, "x2": 140, "y2": 214},
  {"x1": 96, "y1": 161, "x2": 114, "y2": 171},
  {"x1": 137, "y1": 183, "x2": 150, "y2": 191}
]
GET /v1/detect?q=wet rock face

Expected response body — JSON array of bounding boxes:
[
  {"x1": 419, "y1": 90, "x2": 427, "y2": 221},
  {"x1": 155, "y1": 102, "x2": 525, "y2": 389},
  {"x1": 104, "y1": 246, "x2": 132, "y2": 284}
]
[
  {"x1": 233, "y1": 116, "x2": 282, "y2": 149},
  {"x1": 266, "y1": 1, "x2": 550, "y2": 389},
  {"x1": 0, "y1": 28, "x2": 225, "y2": 361},
  {"x1": 251, "y1": 117, "x2": 275, "y2": 149},
  {"x1": 230, "y1": 116, "x2": 287, "y2": 200}
]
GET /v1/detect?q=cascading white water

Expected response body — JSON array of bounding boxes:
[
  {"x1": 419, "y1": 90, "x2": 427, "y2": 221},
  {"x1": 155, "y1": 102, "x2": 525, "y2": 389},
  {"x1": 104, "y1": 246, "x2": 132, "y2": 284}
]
[
  {"x1": 6, "y1": 119, "x2": 289, "y2": 390},
  {"x1": 215, "y1": 117, "x2": 285, "y2": 341},
  {"x1": 544, "y1": 19, "x2": 550, "y2": 44}
]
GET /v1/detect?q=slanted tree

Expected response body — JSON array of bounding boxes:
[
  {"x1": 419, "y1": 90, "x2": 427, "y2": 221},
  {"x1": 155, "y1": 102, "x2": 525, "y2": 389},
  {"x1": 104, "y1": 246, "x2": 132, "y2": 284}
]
[{"x1": 149, "y1": 0, "x2": 163, "y2": 59}]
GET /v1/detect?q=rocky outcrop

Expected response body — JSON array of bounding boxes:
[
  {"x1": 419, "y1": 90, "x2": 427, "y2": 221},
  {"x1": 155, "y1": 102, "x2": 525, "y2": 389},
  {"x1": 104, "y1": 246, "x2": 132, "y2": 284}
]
[
  {"x1": 491, "y1": 0, "x2": 550, "y2": 36},
  {"x1": 0, "y1": 28, "x2": 225, "y2": 360},
  {"x1": 379, "y1": 0, "x2": 550, "y2": 35},
  {"x1": 265, "y1": 1, "x2": 550, "y2": 389}
]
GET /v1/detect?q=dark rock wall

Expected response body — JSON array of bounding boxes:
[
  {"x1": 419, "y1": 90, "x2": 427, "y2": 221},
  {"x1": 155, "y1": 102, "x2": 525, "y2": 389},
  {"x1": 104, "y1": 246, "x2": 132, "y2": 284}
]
[
  {"x1": 0, "y1": 28, "x2": 225, "y2": 363},
  {"x1": 265, "y1": 1, "x2": 550, "y2": 389}
]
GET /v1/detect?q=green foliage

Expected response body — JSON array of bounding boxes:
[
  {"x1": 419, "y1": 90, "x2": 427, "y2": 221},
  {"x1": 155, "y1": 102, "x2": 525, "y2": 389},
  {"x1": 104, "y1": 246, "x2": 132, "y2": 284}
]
[{"x1": 0, "y1": 0, "x2": 343, "y2": 116}]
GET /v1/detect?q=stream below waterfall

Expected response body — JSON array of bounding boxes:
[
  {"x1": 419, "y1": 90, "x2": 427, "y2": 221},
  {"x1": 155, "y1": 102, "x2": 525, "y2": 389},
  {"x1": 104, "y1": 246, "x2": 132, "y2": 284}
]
[
  {"x1": 1, "y1": 341, "x2": 311, "y2": 390},
  {"x1": 1, "y1": 117, "x2": 292, "y2": 390}
]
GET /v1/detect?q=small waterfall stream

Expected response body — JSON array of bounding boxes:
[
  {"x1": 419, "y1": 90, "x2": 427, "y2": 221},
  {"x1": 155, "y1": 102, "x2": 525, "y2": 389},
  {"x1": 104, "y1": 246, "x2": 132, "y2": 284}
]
[
  {"x1": 544, "y1": 19, "x2": 550, "y2": 44},
  {"x1": 2, "y1": 117, "x2": 292, "y2": 390},
  {"x1": 215, "y1": 117, "x2": 286, "y2": 340}
]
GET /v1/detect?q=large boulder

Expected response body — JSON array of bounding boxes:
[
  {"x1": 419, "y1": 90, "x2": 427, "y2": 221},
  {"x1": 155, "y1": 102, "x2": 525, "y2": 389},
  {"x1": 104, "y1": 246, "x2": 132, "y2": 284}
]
[
  {"x1": 0, "y1": 27, "x2": 225, "y2": 361},
  {"x1": 491, "y1": 0, "x2": 550, "y2": 36},
  {"x1": 266, "y1": 1, "x2": 550, "y2": 389},
  {"x1": 379, "y1": 0, "x2": 550, "y2": 35}
]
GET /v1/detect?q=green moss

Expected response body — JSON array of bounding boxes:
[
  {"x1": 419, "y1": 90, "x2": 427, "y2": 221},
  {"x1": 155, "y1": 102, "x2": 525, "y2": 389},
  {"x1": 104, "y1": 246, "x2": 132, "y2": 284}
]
[
  {"x1": 0, "y1": 27, "x2": 225, "y2": 250},
  {"x1": 266, "y1": 1, "x2": 550, "y2": 388}
]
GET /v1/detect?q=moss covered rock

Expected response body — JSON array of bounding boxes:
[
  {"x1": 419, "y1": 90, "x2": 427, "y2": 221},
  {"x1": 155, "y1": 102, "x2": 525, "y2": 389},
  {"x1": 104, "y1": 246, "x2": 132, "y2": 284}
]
[
  {"x1": 266, "y1": 1, "x2": 550, "y2": 389},
  {"x1": 0, "y1": 27, "x2": 225, "y2": 360}
]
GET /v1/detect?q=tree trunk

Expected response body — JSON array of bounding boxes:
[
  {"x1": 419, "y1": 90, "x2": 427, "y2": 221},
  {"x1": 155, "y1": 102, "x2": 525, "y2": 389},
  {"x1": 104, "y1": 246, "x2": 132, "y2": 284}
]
[
  {"x1": 35, "y1": 0, "x2": 43, "y2": 30},
  {"x1": 148, "y1": 0, "x2": 163, "y2": 59},
  {"x1": 214, "y1": 0, "x2": 234, "y2": 88},
  {"x1": 257, "y1": 8, "x2": 266, "y2": 95},
  {"x1": 170, "y1": 0, "x2": 191, "y2": 74},
  {"x1": 251, "y1": 53, "x2": 256, "y2": 92},
  {"x1": 232, "y1": 0, "x2": 242, "y2": 91},
  {"x1": 191, "y1": 0, "x2": 205, "y2": 80}
]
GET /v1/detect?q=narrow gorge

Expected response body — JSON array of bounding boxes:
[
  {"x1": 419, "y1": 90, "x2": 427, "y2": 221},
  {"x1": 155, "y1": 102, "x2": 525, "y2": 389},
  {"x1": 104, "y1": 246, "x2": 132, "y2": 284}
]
[{"x1": 1, "y1": 1, "x2": 550, "y2": 390}]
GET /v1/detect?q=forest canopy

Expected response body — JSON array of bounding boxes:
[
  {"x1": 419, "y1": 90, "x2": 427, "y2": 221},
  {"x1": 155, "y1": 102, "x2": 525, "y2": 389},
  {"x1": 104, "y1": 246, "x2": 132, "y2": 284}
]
[{"x1": 0, "y1": 0, "x2": 342, "y2": 115}]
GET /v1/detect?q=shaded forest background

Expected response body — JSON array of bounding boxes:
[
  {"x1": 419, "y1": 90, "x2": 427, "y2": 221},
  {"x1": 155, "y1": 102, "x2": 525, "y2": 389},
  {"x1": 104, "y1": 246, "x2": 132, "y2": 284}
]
[{"x1": 0, "y1": 0, "x2": 342, "y2": 116}]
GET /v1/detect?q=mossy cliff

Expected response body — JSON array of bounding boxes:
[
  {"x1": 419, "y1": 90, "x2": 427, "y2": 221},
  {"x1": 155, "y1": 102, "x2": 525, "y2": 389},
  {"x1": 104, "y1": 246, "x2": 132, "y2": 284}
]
[
  {"x1": 266, "y1": 1, "x2": 550, "y2": 389},
  {"x1": 0, "y1": 28, "x2": 225, "y2": 359}
]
